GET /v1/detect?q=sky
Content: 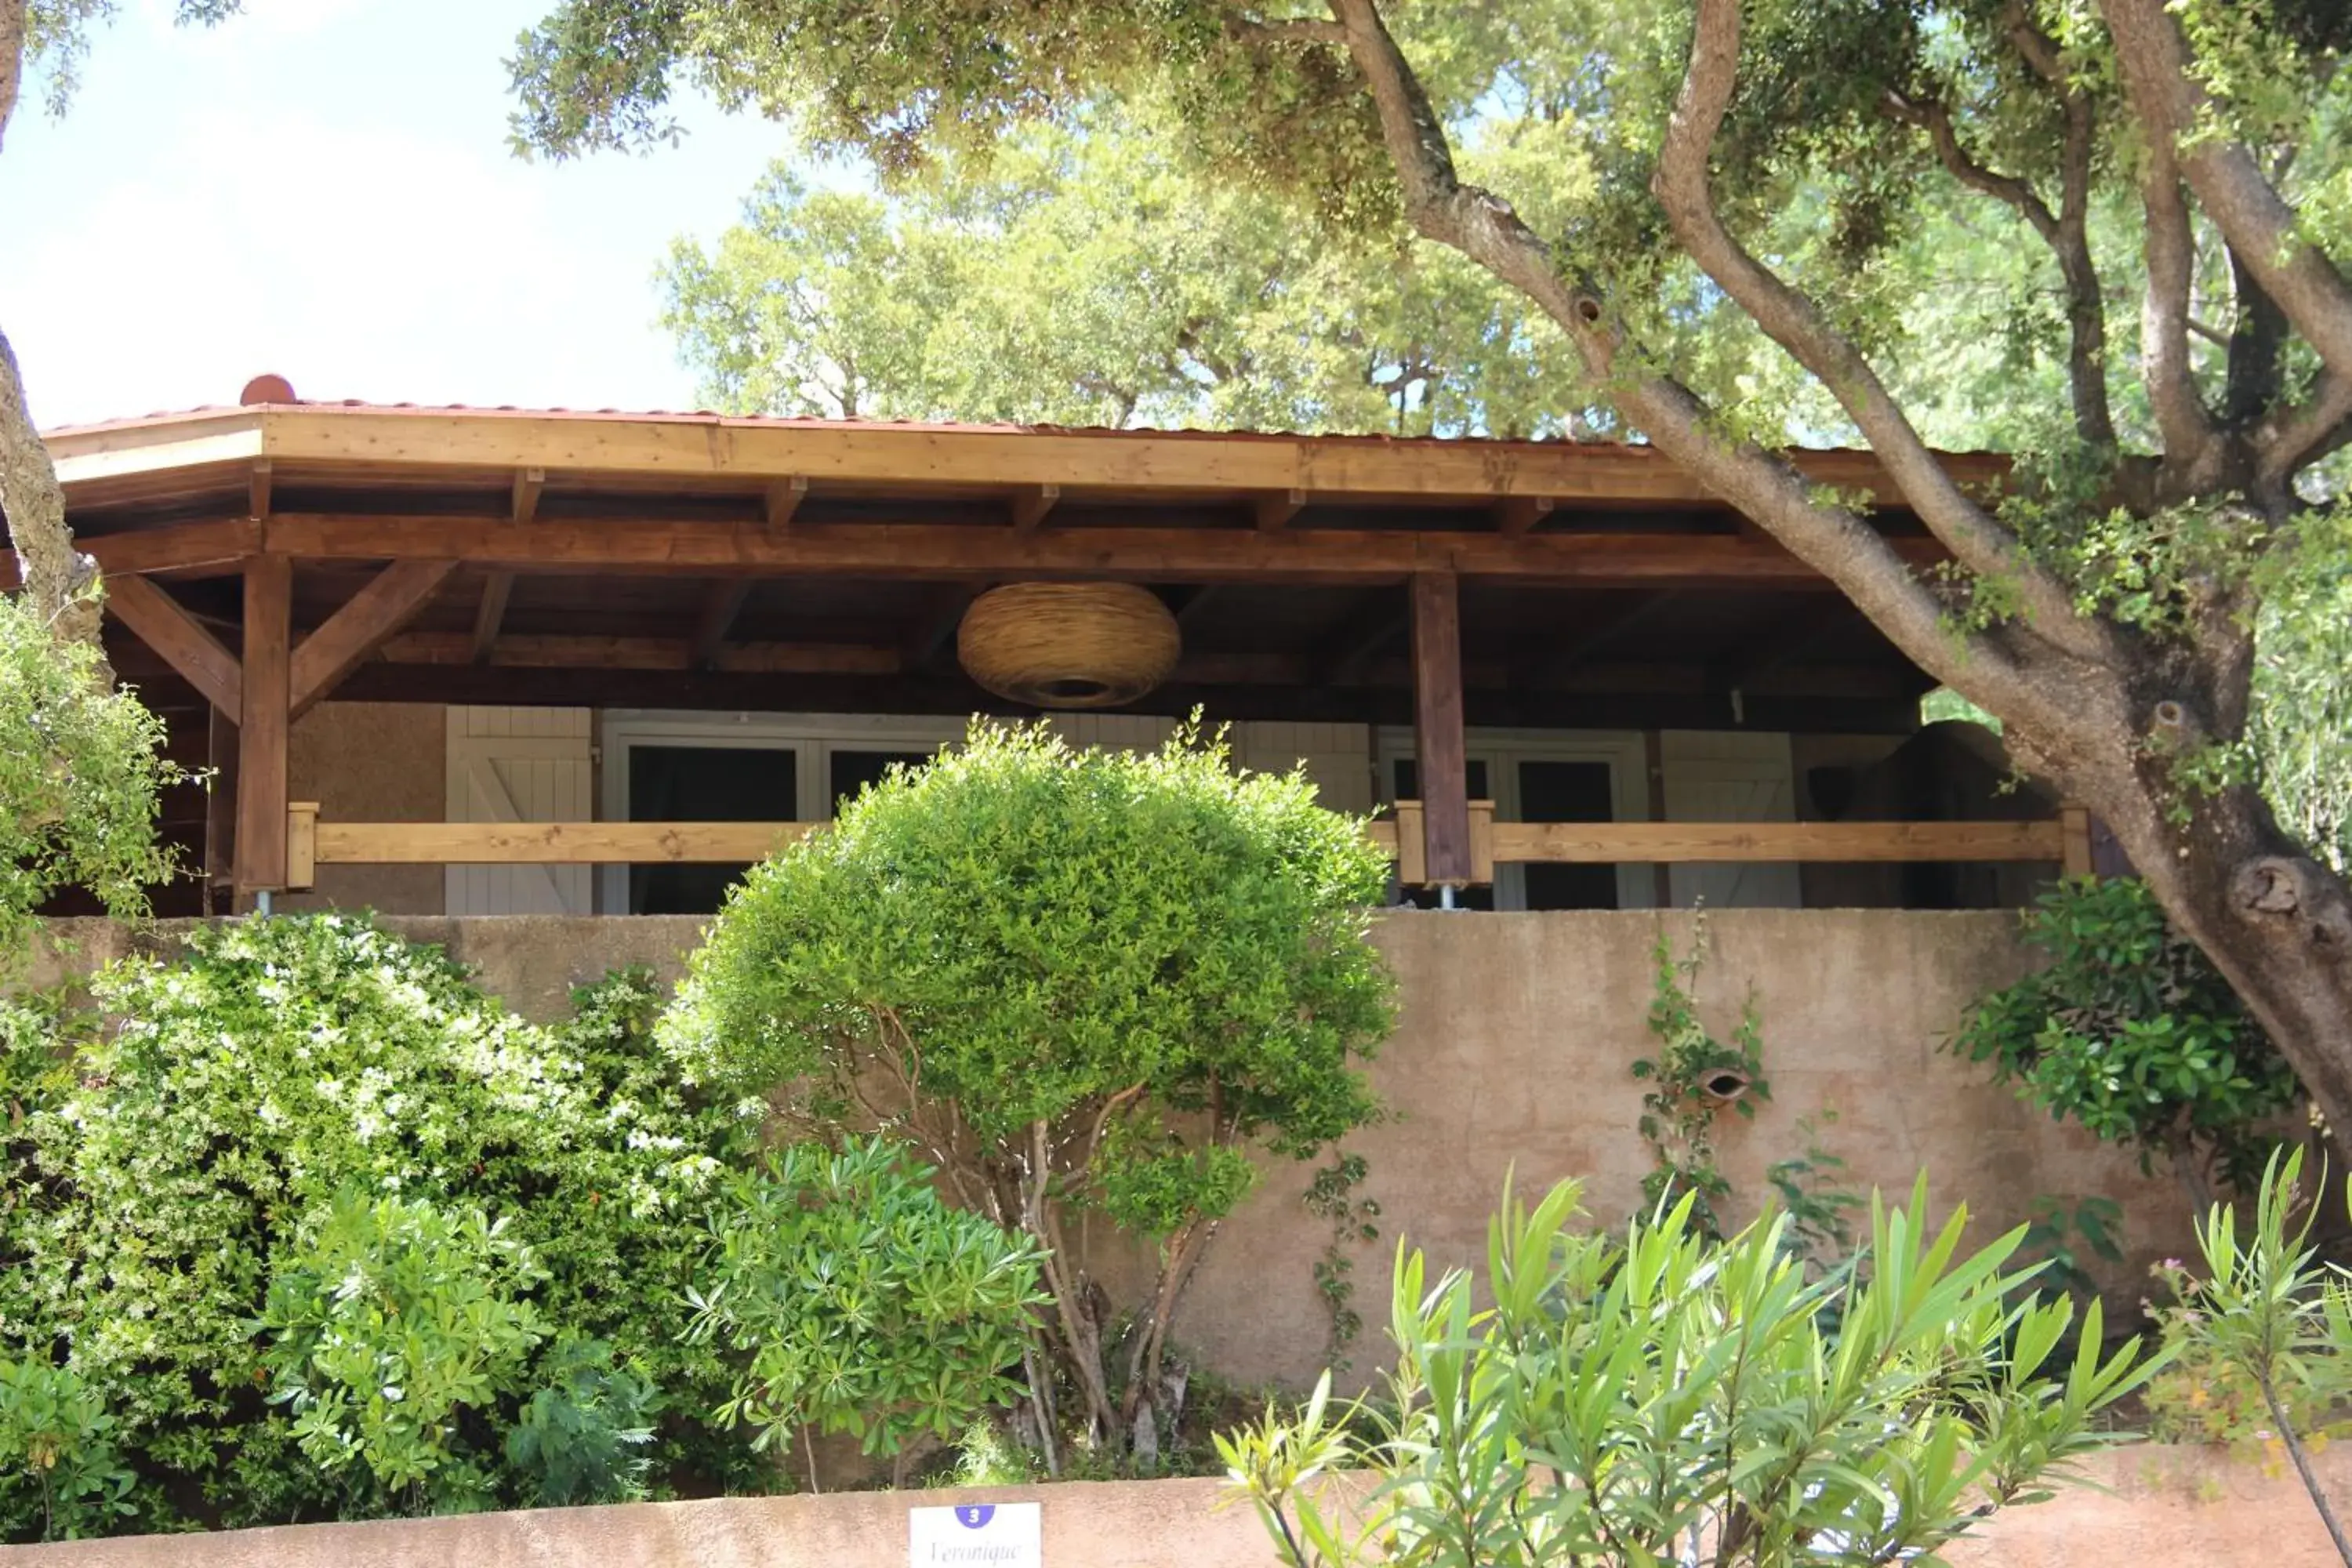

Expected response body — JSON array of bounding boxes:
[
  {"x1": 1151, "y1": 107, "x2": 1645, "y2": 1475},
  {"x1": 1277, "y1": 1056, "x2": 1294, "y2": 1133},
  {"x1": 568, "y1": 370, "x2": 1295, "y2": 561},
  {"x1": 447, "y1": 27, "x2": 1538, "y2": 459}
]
[{"x1": 0, "y1": 0, "x2": 803, "y2": 428}]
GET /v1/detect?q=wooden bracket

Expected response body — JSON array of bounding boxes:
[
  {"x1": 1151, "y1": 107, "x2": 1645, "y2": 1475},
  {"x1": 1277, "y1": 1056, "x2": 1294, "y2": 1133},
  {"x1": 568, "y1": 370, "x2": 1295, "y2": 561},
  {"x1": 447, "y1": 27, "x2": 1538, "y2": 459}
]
[
  {"x1": 1390, "y1": 799, "x2": 1496, "y2": 887},
  {"x1": 289, "y1": 558, "x2": 460, "y2": 718},
  {"x1": 102, "y1": 574, "x2": 244, "y2": 721},
  {"x1": 249, "y1": 459, "x2": 274, "y2": 521}
]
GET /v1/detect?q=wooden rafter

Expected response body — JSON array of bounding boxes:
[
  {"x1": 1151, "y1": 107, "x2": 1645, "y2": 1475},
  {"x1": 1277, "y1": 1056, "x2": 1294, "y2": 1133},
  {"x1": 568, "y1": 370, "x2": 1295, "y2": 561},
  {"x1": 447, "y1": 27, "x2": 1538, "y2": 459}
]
[
  {"x1": 1254, "y1": 488, "x2": 1308, "y2": 532},
  {"x1": 688, "y1": 580, "x2": 756, "y2": 669},
  {"x1": 900, "y1": 584, "x2": 983, "y2": 673},
  {"x1": 256, "y1": 514, "x2": 1932, "y2": 586},
  {"x1": 248, "y1": 459, "x2": 273, "y2": 521},
  {"x1": 382, "y1": 633, "x2": 900, "y2": 675},
  {"x1": 470, "y1": 574, "x2": 514, "y2": 663},
  {"x1": 102, "y1": 574, "x2": 244, "y2": 720},
  {"x1": 1008, "y1": 483, "x2": 1060, "y2": 532},
  {"x1": 511, "y1": 466, "x2": 545, "y2": 523},
  {"x1": 289, "y1": 558, "x2": 460, "y2": 718},
  {"x1": 1497, "y1": 495, "x2": 1555, "y2": 535},
  {"x1": 764, "y1": 474, "x2": 810, "y2": 529}
]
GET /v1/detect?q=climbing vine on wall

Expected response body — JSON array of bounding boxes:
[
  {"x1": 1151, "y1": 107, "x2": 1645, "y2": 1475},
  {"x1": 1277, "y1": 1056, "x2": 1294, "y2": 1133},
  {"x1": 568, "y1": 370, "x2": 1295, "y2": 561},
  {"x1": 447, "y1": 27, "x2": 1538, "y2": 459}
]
[{"x1": 1632, "y1": 923, "x2": 1770, "y2": 1240}]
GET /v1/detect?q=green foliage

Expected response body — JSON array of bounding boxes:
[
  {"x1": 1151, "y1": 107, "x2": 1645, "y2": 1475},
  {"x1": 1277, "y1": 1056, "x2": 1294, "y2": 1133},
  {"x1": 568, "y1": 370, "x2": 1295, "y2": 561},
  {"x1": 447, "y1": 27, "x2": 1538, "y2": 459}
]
[
  {"x1": 2151, "y1": 1147, "x2": 2352, "y2": 1559},
  {"x1": 664, "y1": 719, "x2": 1392, "y2": 1457},
  {"x1": 2018, "y1": 1193, "x2": 2125, "y2": 1304},
  {"x1": 259, "y1": 1192, "x2": 550, "y2": 1512},
  {"x1": 2250, "y1": 510, "x2": 2352, "y2": 874},
  {"x1": 0, "y1": 591, "x2": 184, "y2": 961},
  {"x1": 662, "y1": 106, "x2": 1588, "y2": 436},
  {"x1": 0, "y1": 917, "x2": 760, "y2": 1537},
  {"x1": 1301, "y1": 1153, "x2": 1380, "y2": 1373},
  {"x1": 501, "y1": 1338, "x2": 659, "y2": 1509},
  {"x1": 1953, "y1": 877, "x2": 2299, "y2": 1189},
  {"x1": 0, "y1": 1358, "x2": 134, "y2": 1542},
  {"x1": 687, "y1": 1138, "x2": 1045, "y2": 1479},
  {"x1": 1761, "y1": 1111, "x2": 1863, "y2": 1271},
  {"x1": 1221, "y1": 1173, "x2": 2161, "y2": 1567},
  {"x1": 1632, "y1": 924, "x2": 1770, "y2": 1236}
]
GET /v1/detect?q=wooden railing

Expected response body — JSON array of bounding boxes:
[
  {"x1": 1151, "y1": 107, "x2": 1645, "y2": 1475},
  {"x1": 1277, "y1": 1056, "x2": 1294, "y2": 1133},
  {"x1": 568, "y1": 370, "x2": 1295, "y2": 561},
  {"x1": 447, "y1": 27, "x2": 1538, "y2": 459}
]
[{"x1": 286, "y1": 800, "x2": 2092, "y2": 891}]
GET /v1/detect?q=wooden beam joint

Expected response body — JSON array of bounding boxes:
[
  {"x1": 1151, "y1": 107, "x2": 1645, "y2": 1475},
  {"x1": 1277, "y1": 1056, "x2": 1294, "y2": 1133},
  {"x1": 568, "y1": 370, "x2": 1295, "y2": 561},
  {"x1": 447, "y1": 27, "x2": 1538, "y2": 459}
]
[
  {"x1": 764, "y1": 474, "x2": 811, "y2": 530},
  {"x1": 1008, "y1": 483, "x2": 1061, "y2": 532},
  {"x1": 1254, "y1": 488, "x2": 1308, "y2": 532}
]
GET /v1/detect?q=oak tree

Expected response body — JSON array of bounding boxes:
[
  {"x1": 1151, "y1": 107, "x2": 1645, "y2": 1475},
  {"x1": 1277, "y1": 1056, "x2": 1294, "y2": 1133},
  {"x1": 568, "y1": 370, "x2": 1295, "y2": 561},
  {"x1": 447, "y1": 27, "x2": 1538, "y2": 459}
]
[{"x1": 514, "y1": 1, "x2": 2352, "y2": 1142}]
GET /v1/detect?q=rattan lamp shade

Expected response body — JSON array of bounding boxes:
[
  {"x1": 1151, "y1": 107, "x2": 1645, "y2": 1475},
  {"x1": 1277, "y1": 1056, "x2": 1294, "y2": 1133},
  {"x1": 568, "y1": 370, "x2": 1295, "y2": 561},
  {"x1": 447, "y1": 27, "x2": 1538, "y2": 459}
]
[{"x1": 956, "y1": 583, "x2": 1181, "y2": 709}]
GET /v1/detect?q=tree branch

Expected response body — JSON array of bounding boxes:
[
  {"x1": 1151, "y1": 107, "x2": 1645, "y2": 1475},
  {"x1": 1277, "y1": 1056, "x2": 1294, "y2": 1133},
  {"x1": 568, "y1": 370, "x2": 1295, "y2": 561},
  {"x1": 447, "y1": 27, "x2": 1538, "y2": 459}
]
[
  {"x1": 2134, "y1": 127, "x2": 2222, "y2": 476},
  {"x1": 2103, "y1": 0, "x2": 2352, "y2": 379},
  {"x1": 1225, "y1": 13, "x2": 1348, "y2": 45},
  {"x1": 2222, "y1": 247, "x2": 2289, "y2": 429},
  {"x1": 1317, "y1": 0, "x2": 2105, "y2": 731},
  {"x1": 2259, "y1": 374, "x2": 2352, "y2": 491},
  {"x1": 1652, "y1": 0, "x2": 2109, "y2": 666},
  {"x1": 1882, "y1": 74, "x2": 2114, "y2": 451},
  {"x1": 0, "y1": 322, "x2": 103, "y2": 652}
]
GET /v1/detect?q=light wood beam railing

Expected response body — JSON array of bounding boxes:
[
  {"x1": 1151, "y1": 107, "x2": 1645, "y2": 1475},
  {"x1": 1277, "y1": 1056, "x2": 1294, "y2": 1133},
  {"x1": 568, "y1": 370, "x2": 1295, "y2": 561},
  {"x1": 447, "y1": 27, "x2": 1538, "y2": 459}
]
[{"x1": 286, "y1": 800, "x2": 2089, "y2": 892}]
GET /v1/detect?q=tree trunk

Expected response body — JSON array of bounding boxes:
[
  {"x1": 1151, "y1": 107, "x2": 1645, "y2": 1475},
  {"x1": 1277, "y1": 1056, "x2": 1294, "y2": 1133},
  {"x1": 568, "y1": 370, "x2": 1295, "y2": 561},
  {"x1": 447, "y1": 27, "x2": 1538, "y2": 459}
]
[{"x1": 0, "y1": 321, "x2": 100, "y2": 652}]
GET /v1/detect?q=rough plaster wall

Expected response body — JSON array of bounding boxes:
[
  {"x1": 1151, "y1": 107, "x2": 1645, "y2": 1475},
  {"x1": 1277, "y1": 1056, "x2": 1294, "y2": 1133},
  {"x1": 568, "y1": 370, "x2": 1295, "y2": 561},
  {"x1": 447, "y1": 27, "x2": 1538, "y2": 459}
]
[
  {"x1": 13, "y1": 1449, "x2": 2352, "y2": 1568},
  {"x1": 28, "y1": 910, "x2": 2191, "y2": 1388},
  {"x1": 281, "y1": 702, "x2": 445, "y2": 916}
]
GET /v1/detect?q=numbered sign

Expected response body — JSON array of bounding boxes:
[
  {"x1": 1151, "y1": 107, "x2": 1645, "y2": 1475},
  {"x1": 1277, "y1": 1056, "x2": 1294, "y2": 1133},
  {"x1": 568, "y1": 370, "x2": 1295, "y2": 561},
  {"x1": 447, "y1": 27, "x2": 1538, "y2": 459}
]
[{"x1": 909, "y1": 1501, "x2": 1043, "y2": 1567}]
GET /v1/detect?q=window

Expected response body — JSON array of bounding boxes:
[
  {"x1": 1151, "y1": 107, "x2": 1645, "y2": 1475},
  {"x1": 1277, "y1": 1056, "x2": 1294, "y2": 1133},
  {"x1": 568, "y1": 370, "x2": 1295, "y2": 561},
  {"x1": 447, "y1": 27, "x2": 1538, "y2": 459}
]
[
  {"x1": 1376, "y1": 728, "x2": 1653, "y2": 911},
  {"x1": 599, "y1": 713, "x2": 967, "y2": 914}
]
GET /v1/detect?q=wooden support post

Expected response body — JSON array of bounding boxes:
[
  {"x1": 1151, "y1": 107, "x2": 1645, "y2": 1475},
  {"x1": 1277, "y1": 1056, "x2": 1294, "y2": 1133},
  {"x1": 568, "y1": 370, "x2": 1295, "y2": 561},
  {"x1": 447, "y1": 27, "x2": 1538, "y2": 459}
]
[
  {"x1": 2060, "y1": 802, "x2": 2094, "y2": 879},
  {"x1": 205, "y1": 706, "x2": 239, "y2": 914},
  {"x1": 1410, "y1": 571, "x2": 1472, "y2": 886},
  {"x1": 234, "y1": 555, "x2": 292, "y2": 897}
]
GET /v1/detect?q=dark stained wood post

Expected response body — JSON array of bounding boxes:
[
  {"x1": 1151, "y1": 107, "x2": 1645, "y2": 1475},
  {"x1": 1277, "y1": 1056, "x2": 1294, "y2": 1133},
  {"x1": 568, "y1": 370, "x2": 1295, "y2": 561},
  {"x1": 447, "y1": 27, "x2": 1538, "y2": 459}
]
[
  {"x1": 234, "y1": 555, "x2": 292, "y2": 898},
  {"x1": 1410, "y1": 571, "x2": 1472, "y2": 887},
  {"x1": 205, "y1": 707, "x2": 240, "y2": 914}
]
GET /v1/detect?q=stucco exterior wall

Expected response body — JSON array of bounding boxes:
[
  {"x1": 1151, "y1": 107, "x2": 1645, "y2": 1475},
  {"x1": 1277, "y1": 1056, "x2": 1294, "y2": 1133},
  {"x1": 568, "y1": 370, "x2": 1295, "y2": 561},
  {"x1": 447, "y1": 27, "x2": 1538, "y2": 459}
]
[
  {"x1": 29, "y1": 908, "x2": 2190, "y2": 1390},
  {"x1": 11, "y1": 1447, "x2": 2347, "y2": 1567},
  {"x1": 283, "y1": 702, "x2": 445, "y2": 916}
]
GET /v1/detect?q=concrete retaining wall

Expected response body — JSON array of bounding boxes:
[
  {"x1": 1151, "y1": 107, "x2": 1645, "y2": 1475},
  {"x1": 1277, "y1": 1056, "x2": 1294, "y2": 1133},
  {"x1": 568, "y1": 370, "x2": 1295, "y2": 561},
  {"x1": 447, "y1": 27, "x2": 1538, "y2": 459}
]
[
  {"x1": 30, "y1": 909, "x2": 2190, "y2": 1385},
  {"x1": 9, "y1": 1447, "x2": 2347, "y2": 1566}
]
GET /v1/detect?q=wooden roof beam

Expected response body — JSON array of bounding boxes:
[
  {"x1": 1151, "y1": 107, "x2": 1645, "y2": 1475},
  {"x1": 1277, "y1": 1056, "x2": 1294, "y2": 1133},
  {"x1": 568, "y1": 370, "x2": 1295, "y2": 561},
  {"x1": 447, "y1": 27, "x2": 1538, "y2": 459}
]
[
  {"x1": 289, "y1": 558, "x2": 460, "y2": 718},
  {"x1": 1008, "y1": 483, "x2": 1060, "y2": 532},
  {"x1": 102, "y1": 574, "x2": 244, "y2": 720},
  {"x1": 382, "y1": 632, "x2": 899, "y2": 675},
  {"x1": 248, "y1": 459, "x2": 273, "y2": 521},
  {"x1": 260, "y1": 514, "x2": 1928, "y2": 586}
]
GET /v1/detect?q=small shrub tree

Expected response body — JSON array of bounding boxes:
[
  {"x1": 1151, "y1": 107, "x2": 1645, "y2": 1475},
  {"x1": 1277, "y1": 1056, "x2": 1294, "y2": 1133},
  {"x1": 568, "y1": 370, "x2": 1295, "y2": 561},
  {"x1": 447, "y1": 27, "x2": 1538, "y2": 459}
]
[
  {"x1": 687, "y1": 1137, "x2": 1045, "y2": 1490},
  {"x1": 1952, "y1": 877, "x2": 2299, "y2": 1203},
  {"x1": 662, "y1": 720, "x2": 1394, "y2": 1468},
  {"x1": 1221, "y1": 1174, "x2": 2161, "y2": 1568}
]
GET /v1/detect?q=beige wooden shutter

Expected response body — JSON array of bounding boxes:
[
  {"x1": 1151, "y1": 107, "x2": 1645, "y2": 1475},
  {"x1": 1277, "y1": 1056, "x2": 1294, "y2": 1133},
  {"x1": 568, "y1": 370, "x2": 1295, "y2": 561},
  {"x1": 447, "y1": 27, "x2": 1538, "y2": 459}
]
[
  {"x1": 443, "y1": 706, "x2": 595, "y2": 915},
  {"x1": 1661, "y1": 730, "x2": 1802, "y2": 909}
]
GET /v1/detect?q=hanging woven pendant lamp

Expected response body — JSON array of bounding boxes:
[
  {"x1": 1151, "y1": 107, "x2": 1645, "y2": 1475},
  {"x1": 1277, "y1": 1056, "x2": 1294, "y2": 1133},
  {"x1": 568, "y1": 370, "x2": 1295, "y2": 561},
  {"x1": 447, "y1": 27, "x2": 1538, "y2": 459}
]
[{"x1": 956, "y1": 583, "x2": 1181, "y2": 709}]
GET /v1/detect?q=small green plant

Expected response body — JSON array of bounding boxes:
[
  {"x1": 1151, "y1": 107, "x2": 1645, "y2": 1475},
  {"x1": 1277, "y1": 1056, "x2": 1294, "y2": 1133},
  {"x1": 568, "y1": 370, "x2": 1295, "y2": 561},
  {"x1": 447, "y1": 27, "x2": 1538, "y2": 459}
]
[
  {"x1": 2151, "y1": 1147, "x2": 2352, "y2": 1565},
  {"x1": 0, "y1": 1359, "x2": 135, "y2": 1541},
  {"x1": 1301, "y1": 1153, "x2": 1379, "y2": 1373},
  {"x1": 1952, "y1": 877, "x2": 2298, "y2": 1196},
  {"x1": 2019, "y1": 1194, "x2": 2125, "y2": 1303},
  {"x1": 259, "y1": 1190, "x2": 550, "y2": 1513},
  {"x1": 1633, "y1": 922, "x2": 1770, "y2": 1236},
  {"x1": 501, "y1": 1338, "x2": 659, "y2": 1508},
  {"x1": 686, "y1": 1137, "x2": 1047, "y2": 1491},
  {"x1": 1761, "y1": 1110, "x2": 1861, "y2": 1270},
  {"x1": 1221, "y1": 1173, "x2": 2162, "y2": 1568}
]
